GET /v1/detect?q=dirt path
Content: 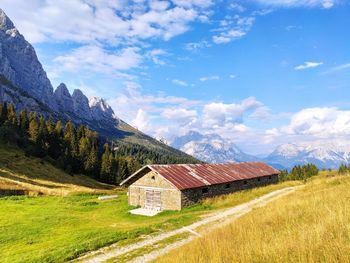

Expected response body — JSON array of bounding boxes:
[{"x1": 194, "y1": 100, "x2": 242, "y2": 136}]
[{"x1": 74, "y1": 186, "x2": 298, "y2": 263}]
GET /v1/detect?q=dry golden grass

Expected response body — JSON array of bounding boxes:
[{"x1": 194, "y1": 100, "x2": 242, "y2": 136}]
[
  {"x1": 157, "y1": 175, "x2": 350, "y2": 263},
  {"x1": 0, "y1": 145, "x2": 115, "y2": 195}
]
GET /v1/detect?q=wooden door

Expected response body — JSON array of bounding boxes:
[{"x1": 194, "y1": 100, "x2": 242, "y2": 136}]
[{"x1": 145, "y1": 189, "x2": 162, "y2": 210}]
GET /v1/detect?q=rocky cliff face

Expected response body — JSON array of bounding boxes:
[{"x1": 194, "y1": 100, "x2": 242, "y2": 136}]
[
  {"x1": 0, "y1": 8, "x2": 57, "y2": 109},
  {"x1": 89, "y1": 97, "x2": 116, "y2": 121},
  {"x1": 0, "y1": 8, "x2": 120, "y2": 125},
  {"x1": 54, "y1": 83, "x2": 74, "y2": 113},
  {"x1": 72, "y1": 89, "x2": 93, "y2": 121}
]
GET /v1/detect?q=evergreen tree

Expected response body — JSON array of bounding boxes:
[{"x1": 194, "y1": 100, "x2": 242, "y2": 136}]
[
  {"x1": 19, "y1": 109, "x2": 29, "y2": 137},
  {"x1": 28, "y1": 115, "x2": 39, "y2": 143},
  {"x1": 338, "y1": 164, "x2": 348, "y2": 175},
  {"x1": 100, "y1": 143, "x2": 112, "y2": 183},
  {"x1": 0, "y1": 102, "x2": 8, "y2": 124},
  {"x1": 85, "y1": 146, "x2": 100, "y2": 178},
  {"x1": 6, "y1": 104, "x2": 17, "y2": 127}
]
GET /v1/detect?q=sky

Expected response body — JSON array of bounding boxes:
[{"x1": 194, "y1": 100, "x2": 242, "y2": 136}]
[{"x1": 1, "y1": 0, "x2": 350, "y2": 155}]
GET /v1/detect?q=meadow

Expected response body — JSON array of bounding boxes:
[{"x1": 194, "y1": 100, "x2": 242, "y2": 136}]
[
  {"x1": 157, "y1": 172, "x2": 350, "y2": 263},
  {"x1": 0, "y1": 179, "x2": 299, "y2": 262}
]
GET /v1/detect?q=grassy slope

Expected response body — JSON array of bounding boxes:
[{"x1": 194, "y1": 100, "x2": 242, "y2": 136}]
[
  {"x1": 0, "y1": 145, "x2": 114, "y2": 195},
  {"x1": 0, "y1": 180, "x2": 300, "y2": 263},
  {"x1": 157, "y1": 171, "x2": 350, "y2": 263}
]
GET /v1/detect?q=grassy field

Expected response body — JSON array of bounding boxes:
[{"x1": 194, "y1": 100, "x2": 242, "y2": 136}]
[
  {"x1": 0, "y1": 145, "x2": 114, "y2": 195},
  {"x1": 0, "y1": 178, "x2": 299, "y2": 262},
  {"x1": 157, "y1": 172, "x2": 350, "y2": 263}
]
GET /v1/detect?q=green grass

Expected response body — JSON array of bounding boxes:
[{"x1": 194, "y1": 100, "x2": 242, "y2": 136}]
[{"x1": 0, "y1": 179, "x2": 301, "y2": 263}]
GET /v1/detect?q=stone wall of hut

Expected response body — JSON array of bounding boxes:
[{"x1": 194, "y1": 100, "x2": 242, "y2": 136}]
[{"x1": 181, "y1": 174, "x2": 279, "y2": 208}]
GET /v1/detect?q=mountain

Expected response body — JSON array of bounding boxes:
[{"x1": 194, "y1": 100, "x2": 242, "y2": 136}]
[
  {"x1": 0, "y1": 8, "x2": 197, "y2": 162},
  {"x1": 266, "y1": 142, "x2": 350, "y2": 169},
  {"x1": 172, "y1": 131, "x2": 258, "y2": 163}
]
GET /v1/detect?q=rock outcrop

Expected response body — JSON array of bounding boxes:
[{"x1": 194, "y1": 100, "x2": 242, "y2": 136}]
[
  {"x1": 0, "y1": 8, "x2": 57, "y2": 110},
  {"x1": 72, "y1": 89, "x2": 93, "y2": 120},
  {"x1": 89, "y1": 97, "x2": 116, "y2": 121},
  {"x1": 54, "y1": 83, "x2": 74, "y2": 113}
]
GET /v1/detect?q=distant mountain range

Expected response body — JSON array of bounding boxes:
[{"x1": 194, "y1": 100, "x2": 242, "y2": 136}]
[
  {"x1": 171, "y1": 131, "x2": 349, "y2": 169},
  {"x1": 171, "y1": 131, "x2": 258, "y2": 164},
  {"x1": 0, "y1": 8, "x2": 197, "y2": 162},
  {"x1": 2, "y1": 8, "x2": 348, "y2": 170},
  {"x1": 266, "y1": 142, "x2": 350, "y2": 170}
]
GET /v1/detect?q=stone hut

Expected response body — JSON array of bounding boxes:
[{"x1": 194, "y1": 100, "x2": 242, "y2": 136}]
[{"x1": 120, "y1": 162, "x2": 279, "y2": 211}]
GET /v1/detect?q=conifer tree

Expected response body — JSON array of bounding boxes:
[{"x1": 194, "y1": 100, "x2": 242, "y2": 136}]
[
  {"x1": 85, "y1": 145, "x2": 100, "y2": 178},
  {"x1": 6, "y1": 104, "x2": 17, "y2": 127},
  {"x1": 28, "y1": 115, "x2": 39, "y2": 143},
  {"x1": 100, "y1": 144, "x2": 112, "y2": 183},
  {"x1": 0, "y1": 102, "x2": 8, "y2": 124},
  {"x1": 19, "y1": 109, "x2": 29, "y2": 136}
]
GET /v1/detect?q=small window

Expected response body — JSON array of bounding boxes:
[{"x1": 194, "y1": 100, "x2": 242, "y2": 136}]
[
  {"x1": 202, "y1": 188, "x2": 208, "y2": 194},
  {"x1": 258, "y1": 178, "x2": 261, "y2": 182},
  {"x1": 151, "y1": 175, "x2": 155, "y2": 180},
  {"x1": 225, "y1": 183, "x2": 230, "y2": 189},
  {"x1": 244, "y1": 180, "x2": 248, "y2": 185},
  {"x1": 269, "y1": 176, "x2": 272, "y2": 180}
]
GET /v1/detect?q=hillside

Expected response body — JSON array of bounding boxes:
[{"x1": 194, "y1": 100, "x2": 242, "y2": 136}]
[
  {"x1": 0, "y1": 145, "x2": 114, "y2": 196},
  {"x1": 0, "y1": 9, "x2": 198, "y2": 164},
  {"x1": 158, "y1": 172, "x2": 350, "y2": 262}
]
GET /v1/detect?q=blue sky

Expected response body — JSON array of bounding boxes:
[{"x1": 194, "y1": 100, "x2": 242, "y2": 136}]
[{"x1": 1, "y1": 0, "x2": 350, "y2": 154}]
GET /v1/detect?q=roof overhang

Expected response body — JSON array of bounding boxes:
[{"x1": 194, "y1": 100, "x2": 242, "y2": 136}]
[{"x1": 119, "y1": 166, "x2": 152, "y2": 186}]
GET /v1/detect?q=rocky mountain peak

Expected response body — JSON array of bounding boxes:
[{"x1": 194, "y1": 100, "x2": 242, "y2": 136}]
[
  {"x1": 89, "y1": 97, "x2": 115, "y2": 121},
  {"x1": 0, "y1": 8, "x2": 56, "y2": 109},
  {"x1": 71, "y1": 89, "x2": 92, "y2": 120},
  {"x1": 0, "y1": 8, "x2": 15, "y2": 31},
  {"x1": 172, "y1": 131, "x2": 258, "y2": 163},
  {"x1": 54, "y1": 83, "x2": 73, "y2": 113}
]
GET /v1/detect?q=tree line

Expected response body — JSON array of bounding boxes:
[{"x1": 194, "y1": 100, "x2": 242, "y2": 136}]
[
  {"x1": 0, "y1": 102, "x2": 196, "y2": 184},
  {"x1": 338, "y1": 164, "x2": 350, "y2": 175},
  {"x1": 279, "y1": 163, "x2": 319, "y2": 182}
]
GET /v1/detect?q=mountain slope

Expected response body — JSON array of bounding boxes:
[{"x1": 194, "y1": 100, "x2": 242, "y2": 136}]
[
  {"x1": 0, "y1": 8, "x2": 197, "y2": 163},
  {"x1": 0, "y1": 145, "x2": 114, "y2": 196},
  {"x1": 172, "y1": 131, "x2": 258, "y2": 163}
]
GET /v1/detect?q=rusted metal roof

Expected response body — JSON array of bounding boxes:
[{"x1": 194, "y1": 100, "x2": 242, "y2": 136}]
[{"x1": 121, "y1": 162, "x2": 279, "y2": 190}]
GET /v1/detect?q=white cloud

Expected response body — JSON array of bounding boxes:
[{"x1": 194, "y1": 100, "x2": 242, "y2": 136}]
[
  {"x1": 283, "y1": 107, "x2": 350, "y2": 137},
  {"x1": 146, "y1": 49, "x2": 168, "y2": 65},
  {"x1": 213, "y1": 29, "x2": 246, "y2": 44},
  {"x1": 294, "y1": 61, "x2": 323, "y2": 70},
  {"x1": 229, "y1": 3, "x2": 246, "y2": 12},
  {"x1": 185, "y1": 40, "x2": 211, "y2": 51},
  {"x1": 229, "y1": 74, "x2": 237, "y2": 79},
  {"x1": 162, "y1": 108, "x2": 197, "y2": 124},
  {"x1": 202, "y1": 97, "x2": 264, "y2": 127},
  {"x1": 199, "y1": 75, "x2": 220, "y2": 81},
  {"x1": 212, "y1": 16, "x2": 255, "y2": 44},
  {"x1": 172, "y1": 79, "x2": 188, "y2": 86},
  {"x1": 54, "y1": 45, "x2": 142, "y2": 74},
  {"x1": 253, "y1": 0, "x2": 337, "y2": 9},
  {"x1": 172, "y1": 0, "x2": 213, "y2": 8},
  {"x1": 324, "y1": 63, "x2": 350, "y2": 74},
  {"x1": 261, "y1": 107, "x2": 350, "y2": 147},
  {"x1": 0, "y1": 0, "x2": 212, "y2": 44},
  {"x1": 131, "y1": 109, "x2": 151, "y2": 132}
]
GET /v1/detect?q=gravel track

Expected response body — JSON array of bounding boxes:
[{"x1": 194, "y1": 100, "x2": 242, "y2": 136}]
[{"x1": 74, "y1": 186, "x2": 298, "y2": 263}]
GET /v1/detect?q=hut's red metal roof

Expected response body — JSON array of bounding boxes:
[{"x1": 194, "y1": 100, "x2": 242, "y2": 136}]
[{"x1": 122, "y1": 162, "x2": 279, "y2": 190}]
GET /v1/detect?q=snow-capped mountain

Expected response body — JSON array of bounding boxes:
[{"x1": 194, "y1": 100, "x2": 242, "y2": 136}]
[
  {"x1": 172, "y1": 131, "x2": 258, "y2": 163},
  {"x1": 266, "y1": 141, "x2": 350, "y2": 169}
]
